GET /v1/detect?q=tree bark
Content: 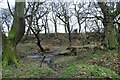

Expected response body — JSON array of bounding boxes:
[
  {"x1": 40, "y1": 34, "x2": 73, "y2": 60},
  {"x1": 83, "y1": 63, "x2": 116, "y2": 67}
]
[
  {"x1": 0, "y1": 22, "x2": 2, "y2": 61},
  {"x1": 21, "y1": 27, "x2": 30, "y2": 42},
  {"x1": 2, "y1": 1, "x2": 25, "y2": 66},
  {"x1": 64, "y1": 23, "x2": 67, "y2": 33},
  {"x1": 67, "y1": 22, "x2": 72, "y2": 47},
  {"x1": 118, "y1": 22, "x2": 120, "y2": 54},
  {"x1": 97, "y1": 2, "x2": 118, "y2": 50},
  {"x1": 53, "y1": 16, "x2": 58, "y2": 37},
  {"x1": 54, "y1": 21, "x2": 58, "y2": 37},
  {"x1": 78, "y1": 20, "x2": 81, "y2": 33},
  {"x1": 2, "y1": 34, "x2": 19, "y2": 66},
  {"x1": 103, "y1": 18, "x2": 117, "y2": 49}
]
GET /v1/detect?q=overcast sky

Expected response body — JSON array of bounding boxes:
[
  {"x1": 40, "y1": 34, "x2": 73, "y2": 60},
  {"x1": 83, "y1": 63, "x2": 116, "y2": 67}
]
[
  {"x1": 0, "y1": 0, "x2": 81, "y2": 33},
  {"x1": 0, "y1": 0, "x2": 15, "y2": 8},
  {"x1": 0, "y1": 0, "x2": 84, "y2": 9},
  {"x1": 0, "y1": 0, "x2": 119, "y2": 34}
]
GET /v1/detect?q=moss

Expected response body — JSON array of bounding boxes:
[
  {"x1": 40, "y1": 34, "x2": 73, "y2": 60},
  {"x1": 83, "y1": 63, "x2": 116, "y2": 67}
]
[{"x1": 2, "y1": 34, "x2": 19, "y2": 67}]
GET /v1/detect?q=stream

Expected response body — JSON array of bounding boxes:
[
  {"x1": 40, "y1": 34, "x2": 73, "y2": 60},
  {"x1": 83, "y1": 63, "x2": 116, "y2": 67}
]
[{"x1": 26, "y1": 46, "x2": 61, "y2": 65}]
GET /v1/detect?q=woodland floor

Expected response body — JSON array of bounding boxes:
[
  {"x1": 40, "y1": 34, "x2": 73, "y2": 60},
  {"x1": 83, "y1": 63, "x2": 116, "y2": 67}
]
[{"x1": 2, "y1": 35, "x2": 120, "y2": 78}]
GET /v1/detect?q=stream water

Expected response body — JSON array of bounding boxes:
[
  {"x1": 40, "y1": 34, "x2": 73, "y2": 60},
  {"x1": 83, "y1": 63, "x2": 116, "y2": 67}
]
[{"x1": 26, "y1": 46, "x2": 60, "y2": 65}]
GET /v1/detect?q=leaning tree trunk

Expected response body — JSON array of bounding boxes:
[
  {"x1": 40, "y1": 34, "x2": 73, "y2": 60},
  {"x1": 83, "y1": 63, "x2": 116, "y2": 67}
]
[{"x1": 2, "y1": 1, "x2": 25, "y2": 67}]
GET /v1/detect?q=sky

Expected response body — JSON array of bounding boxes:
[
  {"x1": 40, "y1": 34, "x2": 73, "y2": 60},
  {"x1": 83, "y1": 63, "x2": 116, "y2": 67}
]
[
  {"x1": 0, "y1": 0, "x2": 81, "y2": 33},
  {"x1": 0, "y1": 0, "x2": 15, "y2": 8},
  {"x1": 0, "y1": 0, "x2": 64, "y2": 33},
  {"x1": 1, "y1": 0, "x2": 118, "y2": 33},
  {"x1": 0, "y1": 0, "x2": 78, "y2": 8}
]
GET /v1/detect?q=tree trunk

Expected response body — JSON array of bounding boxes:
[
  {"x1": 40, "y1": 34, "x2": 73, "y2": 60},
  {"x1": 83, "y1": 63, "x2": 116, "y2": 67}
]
[
  {"x1": 64, "y1": 24, "x2": 67, "y2": 33},
  {"x1": 2, "y1": 34, "x2": 19, "y2": 66},
  {"x1": 2, "y1": 1, "x2": 25, "y2": 66},
  {"x1": 118, "y1": 22, "x2": 120, "y2": 54},
  {"x1": 54, "y1": 22, "x2": 58, "y2": 37},
  {"x1": 47, "y1": 27, "x2": 50, "y2": 38},
  {"x1": 28, "y1": 17, "x2": 45, "y2": 52},
  {"x1": 97, "y1": 2, "x2": 118, "y2": 50},
  {"x1": 46, "y1": 18, "x2": 50, "y2": 38},
  {"x1": 67, "y1": 21, "x2": 72, "y2": 47},
  {"x1": 0, "y1": 22, "x2": 2, "y2": 61},
  {"x1": 54, "y1": 19, "x2": 58, "y2": 37},
  {"x1": 104, "y1": 18, "x2": 118, "y2": 49},
  {"x1": 44, "y1": 26, "x2": 47, "y2": 35},
  {"x1": 21, "y1": 27, "x2": 30, "y2": 42},
  {"x1": 77, "y1": 16, "x2": 81, "y2": 33},
  {"x1": 77, "y1": 17, "x2": 82, "y2": 40}
]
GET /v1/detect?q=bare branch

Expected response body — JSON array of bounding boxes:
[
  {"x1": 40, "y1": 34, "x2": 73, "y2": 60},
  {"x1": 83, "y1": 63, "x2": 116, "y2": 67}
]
[{"x1": 7, "y1": 0, "x2": 14, "y2": 17}]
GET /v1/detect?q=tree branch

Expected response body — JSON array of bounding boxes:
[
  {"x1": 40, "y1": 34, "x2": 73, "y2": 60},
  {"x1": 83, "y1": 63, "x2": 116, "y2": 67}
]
[
  {"x1": 7, "y1": 0, "x2": 14, "y2": 17},
  {"x1": 56, "y1": 13, "x2": 67, "y2": 24}
]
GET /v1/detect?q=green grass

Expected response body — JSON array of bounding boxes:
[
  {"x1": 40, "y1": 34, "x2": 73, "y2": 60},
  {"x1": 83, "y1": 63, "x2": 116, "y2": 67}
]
[
  {"x1": 59, "y1": 64, "x2": 120, "y2": 78},
  {"x1": 2, "y1": 46, "x2": 119, "y2": 78},
  {"x1": 2, "y1": 63, "x2": 55, "y2": 78},
  {"x1": 51, "y1": 49, "x2": 119, "y2": 78}
]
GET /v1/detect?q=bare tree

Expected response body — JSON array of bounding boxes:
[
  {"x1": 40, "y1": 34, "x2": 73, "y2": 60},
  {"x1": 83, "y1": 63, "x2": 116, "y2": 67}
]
[
  {"x1": 25, "y1": 1, "x2": 49, "y2": 51},
  {"x1": 73, "y1": 2, "x2": 87, "y2": 33},
  {"x1": 42, "y1": 14, "x2": 50, "y2": 37},
  {"x1": 55, "y1": 2, "x2": 73, "y2": 46},
  {"x1": 51, "y1": 2, "x2": 58, "y2": 37}
]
